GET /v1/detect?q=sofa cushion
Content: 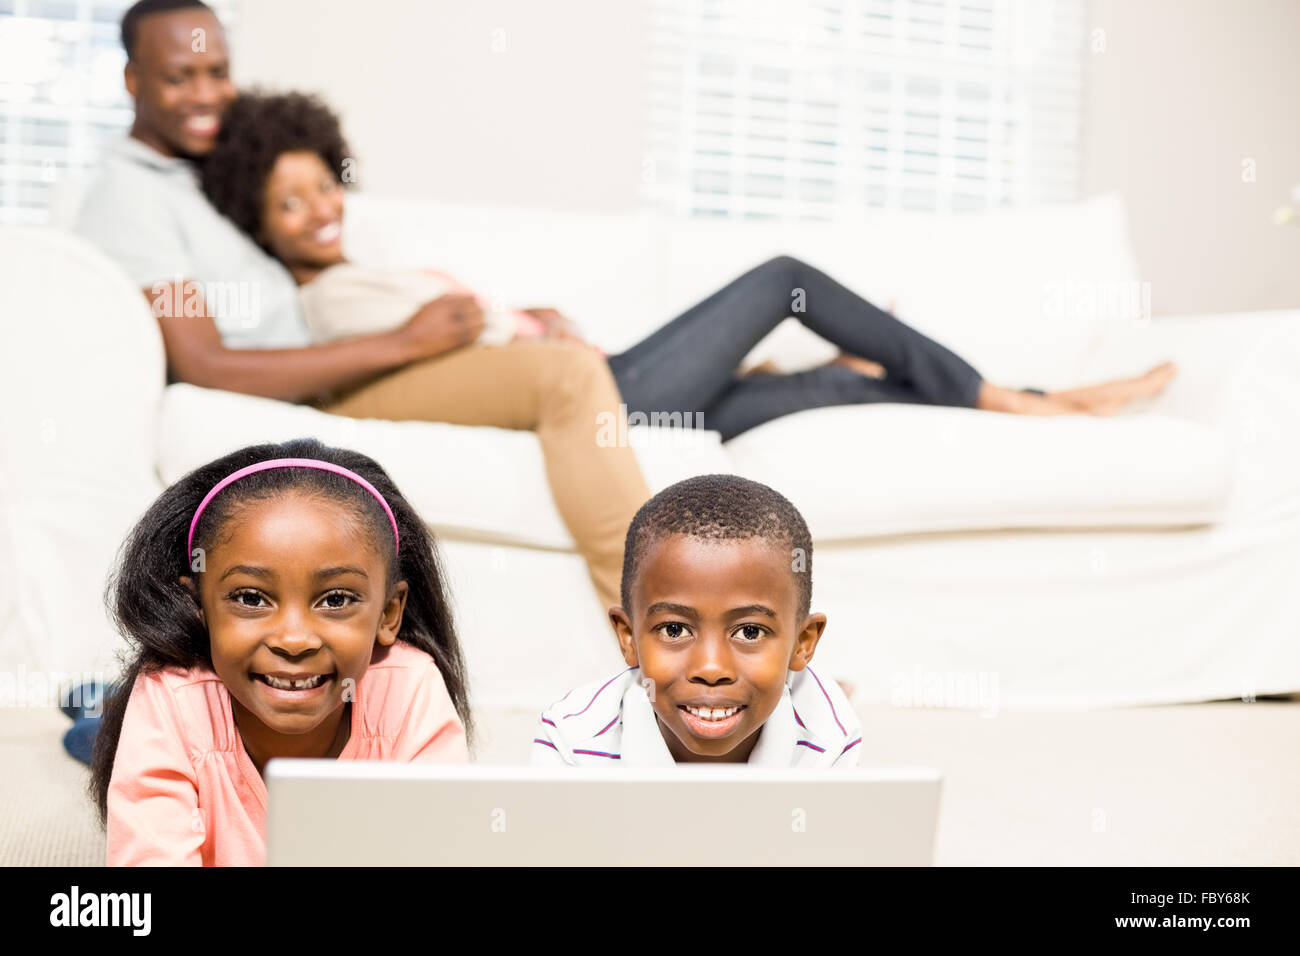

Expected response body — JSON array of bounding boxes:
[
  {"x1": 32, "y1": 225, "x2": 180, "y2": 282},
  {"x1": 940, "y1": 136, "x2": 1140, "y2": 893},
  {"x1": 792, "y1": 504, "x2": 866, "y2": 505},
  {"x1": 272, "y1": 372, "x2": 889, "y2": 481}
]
[
  {"x1": 342, "y1": 195, "x2": 666, "y2": 352},
  {"x1": 722, "y1": 404, "x2": 1234, "y2": 540},
  {"x1": 157, "y1": 383, "x2": 733, "y2": 550}
]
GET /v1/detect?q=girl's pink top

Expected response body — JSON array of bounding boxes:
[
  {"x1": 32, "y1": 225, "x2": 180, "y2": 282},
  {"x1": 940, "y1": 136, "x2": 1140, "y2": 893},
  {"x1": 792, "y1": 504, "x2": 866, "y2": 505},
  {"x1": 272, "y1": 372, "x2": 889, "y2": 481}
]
[{"x1": 106, "y1": 640, "x2": 468, "y2": 867}]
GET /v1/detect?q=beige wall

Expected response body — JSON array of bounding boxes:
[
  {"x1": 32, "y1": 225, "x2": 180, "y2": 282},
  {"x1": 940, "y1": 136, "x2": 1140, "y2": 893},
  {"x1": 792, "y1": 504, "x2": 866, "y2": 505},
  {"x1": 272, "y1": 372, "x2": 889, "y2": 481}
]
[
  {"x1": 1082, "y1": 0, "x2": 1300, "y2": 315},
  {"x1": 232, "y1": 0, "x2": 646, "y2": 211}
]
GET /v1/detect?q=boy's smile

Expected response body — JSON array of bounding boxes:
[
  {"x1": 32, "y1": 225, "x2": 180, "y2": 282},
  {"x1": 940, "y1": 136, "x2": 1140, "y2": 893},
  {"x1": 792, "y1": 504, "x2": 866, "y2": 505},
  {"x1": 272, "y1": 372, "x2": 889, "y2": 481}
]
[{"x1": 611, "y1": 533, "x2": 825, "y2": 763}]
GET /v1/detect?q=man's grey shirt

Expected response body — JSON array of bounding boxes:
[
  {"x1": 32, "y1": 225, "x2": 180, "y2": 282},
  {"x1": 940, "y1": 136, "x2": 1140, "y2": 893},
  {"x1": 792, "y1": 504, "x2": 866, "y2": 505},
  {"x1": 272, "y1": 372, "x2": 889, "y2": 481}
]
[{"x1": 73, "y1": 135, "x2": 313, "y2": 350}]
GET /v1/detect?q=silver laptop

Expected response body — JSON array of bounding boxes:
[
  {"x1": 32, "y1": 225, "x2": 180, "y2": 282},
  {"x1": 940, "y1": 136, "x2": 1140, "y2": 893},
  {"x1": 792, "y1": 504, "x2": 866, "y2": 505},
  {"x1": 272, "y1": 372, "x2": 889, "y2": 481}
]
[{"x1": 266, "y1": 761, "x2": 942, "y2": 866}]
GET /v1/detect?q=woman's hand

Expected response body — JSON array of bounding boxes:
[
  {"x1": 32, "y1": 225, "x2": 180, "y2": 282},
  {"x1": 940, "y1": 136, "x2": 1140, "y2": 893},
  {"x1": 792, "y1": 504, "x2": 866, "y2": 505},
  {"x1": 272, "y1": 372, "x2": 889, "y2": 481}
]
[
  {"x1": 521, "y1": 307, "x2": 586, "y2": 343},
  {"x1": 399, "y1": 293, "x2": 485, "y2": 360}
]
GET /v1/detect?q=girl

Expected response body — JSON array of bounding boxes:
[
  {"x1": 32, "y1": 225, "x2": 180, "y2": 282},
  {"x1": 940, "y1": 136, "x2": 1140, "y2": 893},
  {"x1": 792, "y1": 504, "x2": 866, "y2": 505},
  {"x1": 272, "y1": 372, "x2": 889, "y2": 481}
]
[{"x1": 90, "y1": 437, "x2": 473, "y2": 866}]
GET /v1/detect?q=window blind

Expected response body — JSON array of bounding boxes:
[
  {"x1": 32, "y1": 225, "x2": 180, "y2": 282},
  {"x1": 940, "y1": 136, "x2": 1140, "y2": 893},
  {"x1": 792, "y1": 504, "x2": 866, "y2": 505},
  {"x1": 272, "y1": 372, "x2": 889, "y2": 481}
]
[
  {"x1": 0, "y1": 0, "x2": 235, "y2": 225},
  {"x1": 642, "y1": 0, "x2": 1087, "y2": 221}
]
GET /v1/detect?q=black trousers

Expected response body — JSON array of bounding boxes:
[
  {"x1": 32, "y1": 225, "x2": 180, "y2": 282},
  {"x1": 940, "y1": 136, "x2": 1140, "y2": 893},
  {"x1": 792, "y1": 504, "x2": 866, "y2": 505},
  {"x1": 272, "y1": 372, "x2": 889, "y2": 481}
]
[{"x1": 605, "y1": 255, "x2": 985, "y2": 441}]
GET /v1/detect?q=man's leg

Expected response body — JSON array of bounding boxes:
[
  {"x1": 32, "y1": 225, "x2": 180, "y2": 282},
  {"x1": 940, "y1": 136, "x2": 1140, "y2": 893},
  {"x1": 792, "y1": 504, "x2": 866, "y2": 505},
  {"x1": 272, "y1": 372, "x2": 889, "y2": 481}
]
[{"x1": 318, "y1": 340, "x2": 650, "y2": 611}]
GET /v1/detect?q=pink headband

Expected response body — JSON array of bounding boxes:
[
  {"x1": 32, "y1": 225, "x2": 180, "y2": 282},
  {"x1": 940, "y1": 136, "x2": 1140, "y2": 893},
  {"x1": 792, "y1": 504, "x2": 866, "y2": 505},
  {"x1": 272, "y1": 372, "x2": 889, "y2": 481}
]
[{"x1": 186, "y1": 457, "x2": 400, "y2": 562}]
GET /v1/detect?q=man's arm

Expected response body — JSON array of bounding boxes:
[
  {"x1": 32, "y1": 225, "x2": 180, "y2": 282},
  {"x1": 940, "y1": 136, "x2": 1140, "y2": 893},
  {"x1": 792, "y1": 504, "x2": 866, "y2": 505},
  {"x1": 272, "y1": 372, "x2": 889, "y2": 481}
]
[{"x1": 150, "y1": 283, "x2": 484, "y2": 403}]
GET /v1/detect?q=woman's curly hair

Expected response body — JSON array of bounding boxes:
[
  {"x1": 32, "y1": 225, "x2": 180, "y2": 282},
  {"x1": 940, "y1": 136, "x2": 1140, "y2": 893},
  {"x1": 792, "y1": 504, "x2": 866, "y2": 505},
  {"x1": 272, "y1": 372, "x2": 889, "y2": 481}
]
[{"x1": 200, "y1": 90, "x2": 352, "y2": 250}]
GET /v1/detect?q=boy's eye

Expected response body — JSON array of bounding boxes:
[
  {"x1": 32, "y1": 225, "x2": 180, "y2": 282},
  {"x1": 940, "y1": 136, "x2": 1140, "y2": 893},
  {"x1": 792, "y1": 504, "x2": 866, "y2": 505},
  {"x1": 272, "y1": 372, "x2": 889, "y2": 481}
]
[
  {"x1": 734, "y1": 624, "x2": 766, "y2": 641},
  {"x1": 656, "y1": 622, "x2": 691, "y2": 641}
]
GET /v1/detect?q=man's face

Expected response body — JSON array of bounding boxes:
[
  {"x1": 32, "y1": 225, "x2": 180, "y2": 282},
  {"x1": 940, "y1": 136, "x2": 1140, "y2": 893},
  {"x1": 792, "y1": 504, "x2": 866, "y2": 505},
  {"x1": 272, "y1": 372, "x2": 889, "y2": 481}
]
[
  {"x1": 611, "y1": 534, "x2": 825, "y2": 763},
  {"x1": 125, "y1": 8, "x2": 235, "y2": 158}
]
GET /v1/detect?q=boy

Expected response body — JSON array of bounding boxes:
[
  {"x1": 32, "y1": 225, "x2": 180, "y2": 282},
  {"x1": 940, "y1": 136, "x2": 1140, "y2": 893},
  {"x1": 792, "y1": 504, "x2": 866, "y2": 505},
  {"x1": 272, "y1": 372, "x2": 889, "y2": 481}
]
[{"x1": 532, "y1": 474, "x2": 861, "y2": 766}]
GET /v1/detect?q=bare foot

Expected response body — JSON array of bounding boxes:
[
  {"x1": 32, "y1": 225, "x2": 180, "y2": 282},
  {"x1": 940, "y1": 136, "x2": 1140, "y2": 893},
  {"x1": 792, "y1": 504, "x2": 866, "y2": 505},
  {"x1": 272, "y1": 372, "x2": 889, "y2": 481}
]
[
  {"x1": 828, "y1": 352, "x2": 887, "y2": 379},
  {"x1": 977, "y1": 362, "x2": 1178, "y2": 417},
  {"x1": 1049, "y1": 361, "x2": 1178, "y2": 415},
  {"x1": 741, "y1": 360, "x2": 781, "y2": 377}
]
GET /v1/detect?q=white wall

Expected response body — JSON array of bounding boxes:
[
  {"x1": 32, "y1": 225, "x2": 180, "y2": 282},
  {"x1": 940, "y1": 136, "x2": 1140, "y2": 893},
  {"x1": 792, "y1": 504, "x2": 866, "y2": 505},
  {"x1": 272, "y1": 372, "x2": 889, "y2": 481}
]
[
  {"x1": 233, "y1": 0, "x2": 646, "y2": 211},
  {"x1": 1082, "y1": 0, "x2": 1300, "y2": 315}
]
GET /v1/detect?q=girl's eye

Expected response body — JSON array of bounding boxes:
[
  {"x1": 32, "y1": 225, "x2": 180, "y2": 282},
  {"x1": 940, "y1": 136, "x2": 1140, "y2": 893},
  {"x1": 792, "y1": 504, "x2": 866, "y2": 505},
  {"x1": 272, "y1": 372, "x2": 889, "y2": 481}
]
[
  {"x1": 734, "y1": 624, "x2": 766, "y2": 642},
  {"x1": 656, "y1": 622, "x2": 691, "y2": 641},
  {"x1": 320, "y1": 590, "x2": 355, "y2": 609},
  {"x1": 230, "y1": 589, "x2": 267, "y2": 608},
  {"x1": 281, "y1": 196, "x2": 302, "y2": 213}
]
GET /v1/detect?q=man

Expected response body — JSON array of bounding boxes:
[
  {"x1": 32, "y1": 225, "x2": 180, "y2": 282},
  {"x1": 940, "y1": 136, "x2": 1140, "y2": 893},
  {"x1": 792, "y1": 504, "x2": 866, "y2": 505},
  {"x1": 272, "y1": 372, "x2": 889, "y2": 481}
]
[
  {"x1": 73, "y1": 0, "x2": 650, "y2": 615},
  {"x1": 74, "y1": 0, "x2": 480, "y2": 399}
]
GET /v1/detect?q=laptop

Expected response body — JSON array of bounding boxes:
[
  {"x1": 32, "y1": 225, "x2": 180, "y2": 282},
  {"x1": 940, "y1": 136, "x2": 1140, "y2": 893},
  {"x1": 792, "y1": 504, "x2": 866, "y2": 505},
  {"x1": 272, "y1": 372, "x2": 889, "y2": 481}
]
[{"x1": 266, "y1": 761, "x2": 942, "y2": 866}]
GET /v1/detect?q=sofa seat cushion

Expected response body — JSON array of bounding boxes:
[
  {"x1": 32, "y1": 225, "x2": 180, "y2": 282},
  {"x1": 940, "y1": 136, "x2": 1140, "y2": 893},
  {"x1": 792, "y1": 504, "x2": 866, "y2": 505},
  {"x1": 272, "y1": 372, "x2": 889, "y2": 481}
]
[
  {"x1": 157, "y1": 383, "x2": 732, "y2": 550},
  {"x1": 722, "y1": 404, "x2": 1234, "y2": 540}
]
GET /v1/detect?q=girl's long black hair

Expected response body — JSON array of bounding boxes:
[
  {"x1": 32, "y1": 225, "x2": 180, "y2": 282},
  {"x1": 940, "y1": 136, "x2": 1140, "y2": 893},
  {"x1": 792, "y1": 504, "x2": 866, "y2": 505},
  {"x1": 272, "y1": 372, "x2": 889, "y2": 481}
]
[{"x1": 89, "y1": 437, "x2": 473, "y2": 821}]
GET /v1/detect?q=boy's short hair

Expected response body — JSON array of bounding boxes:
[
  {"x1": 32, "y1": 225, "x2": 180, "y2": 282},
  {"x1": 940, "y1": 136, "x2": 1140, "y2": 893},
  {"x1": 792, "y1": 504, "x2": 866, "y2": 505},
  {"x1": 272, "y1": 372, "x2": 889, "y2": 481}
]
[{"x1": 620, "y1": 474, "x2": 813, "y2": 618}]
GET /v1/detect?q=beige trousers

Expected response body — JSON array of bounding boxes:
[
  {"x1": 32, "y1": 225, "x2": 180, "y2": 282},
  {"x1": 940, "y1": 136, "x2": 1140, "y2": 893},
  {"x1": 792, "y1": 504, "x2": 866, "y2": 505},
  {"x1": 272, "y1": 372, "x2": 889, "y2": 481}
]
[{"x1": 313, "y1": 339, "x2": 650, "y2": 611}]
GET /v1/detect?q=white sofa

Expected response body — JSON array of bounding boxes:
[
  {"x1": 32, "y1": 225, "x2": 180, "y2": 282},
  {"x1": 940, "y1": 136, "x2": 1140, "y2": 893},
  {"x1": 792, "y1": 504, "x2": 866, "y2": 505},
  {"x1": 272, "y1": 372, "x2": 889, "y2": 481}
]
[{"x1": 2, "y1": 192, "x2": 1298, "y2": 716}]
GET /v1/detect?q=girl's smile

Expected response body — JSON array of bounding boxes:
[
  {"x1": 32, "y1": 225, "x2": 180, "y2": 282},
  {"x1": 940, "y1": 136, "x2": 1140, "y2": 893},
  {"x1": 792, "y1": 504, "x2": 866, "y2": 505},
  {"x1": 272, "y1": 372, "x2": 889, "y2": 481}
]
[
  {"x1": 251, "y1": 668, "x2": 337, "y2": 700},
  {"x1": 183, "y1": 490, "x2": 407, "y2": 772}
]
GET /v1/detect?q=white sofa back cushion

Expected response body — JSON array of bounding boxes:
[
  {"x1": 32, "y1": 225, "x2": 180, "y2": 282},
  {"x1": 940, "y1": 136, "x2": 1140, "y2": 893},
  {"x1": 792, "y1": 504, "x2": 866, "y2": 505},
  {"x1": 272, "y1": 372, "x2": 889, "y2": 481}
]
[
  {"x1": 341, "y1": 195, "x2": 666, "y2": 350},
  {"x1": 656, "y1": 192, "x2": 1142, "y2": 390},
  {"x1": 343, "y1": 192, "x2": 1141, "y2": 394}
]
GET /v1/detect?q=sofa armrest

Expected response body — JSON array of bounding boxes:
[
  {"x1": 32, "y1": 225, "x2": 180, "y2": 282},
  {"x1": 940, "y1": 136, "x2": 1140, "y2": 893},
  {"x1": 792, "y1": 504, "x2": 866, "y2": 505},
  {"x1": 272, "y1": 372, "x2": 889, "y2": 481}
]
[
  {"x1": 1083, "y1": 311, "x2": 1300, "y2": 518},
  {"x1": 1080, "y1": 311, "x2": 1300, "y2": 423}
]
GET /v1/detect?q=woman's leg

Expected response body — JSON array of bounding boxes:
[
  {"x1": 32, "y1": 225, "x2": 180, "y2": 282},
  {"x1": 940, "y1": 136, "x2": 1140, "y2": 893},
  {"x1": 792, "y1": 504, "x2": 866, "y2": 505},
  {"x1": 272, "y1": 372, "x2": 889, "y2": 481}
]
[
  {"x1": 698, "y1": 364, "x2": 928, "y2": 441},
  {"x1": 606, "y1": 254, "x2": 985, "y2": 417},
  {"x1": 608, "y1": 254, "x2": 1175, "y2": 429},
  {"x1": 316, "y1": 340, "x2": 650, "y2": 611}
]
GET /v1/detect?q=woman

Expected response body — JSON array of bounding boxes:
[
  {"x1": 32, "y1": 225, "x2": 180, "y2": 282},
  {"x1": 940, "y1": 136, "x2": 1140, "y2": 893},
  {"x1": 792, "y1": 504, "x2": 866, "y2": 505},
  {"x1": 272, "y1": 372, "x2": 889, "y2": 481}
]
[
  {"x1": 202, "y1": 92, "x2": 1175, "y2": 434},
  {"x1": 198, "y1": 92, "x2": 1175, "y2": 605}
]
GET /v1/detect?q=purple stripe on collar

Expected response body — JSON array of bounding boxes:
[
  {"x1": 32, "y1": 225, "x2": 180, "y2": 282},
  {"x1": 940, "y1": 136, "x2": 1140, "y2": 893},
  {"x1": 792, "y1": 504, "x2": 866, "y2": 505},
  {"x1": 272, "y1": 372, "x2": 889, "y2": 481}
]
[
  {"x1": 534, "y1": 737, "x2": 558, "y2": 750},
  {"x1": 562, "y1": 668, "x2": 635, "y2": 720},
  {"x1": 806, "y1": 666, "x2": 847, "y2": 735},
  {"x1": 795, "y1": 740, "x2": 826, "y2": 753},
  {"x1": 594, "y1": 714, "x2": 619, "y2": 737},
  {"x1": 792, "y1": 706, "x2": 806, "y2": 729},
  {"x1": 541, "y1": 716, "x2": 556, "y2": 727},
  {"x1": 573, "y1": 748, "x2": 621, "y2": 759},
  {"x1": 840, "y1": 737, "x2": 862, "y2": 754}
]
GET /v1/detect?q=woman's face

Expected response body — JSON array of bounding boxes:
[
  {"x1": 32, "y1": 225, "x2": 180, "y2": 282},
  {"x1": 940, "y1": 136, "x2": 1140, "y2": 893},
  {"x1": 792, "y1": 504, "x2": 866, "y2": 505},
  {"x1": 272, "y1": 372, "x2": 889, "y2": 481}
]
[{"x1": 259, "y1": 150, "x2": 346, "y2": 272}]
